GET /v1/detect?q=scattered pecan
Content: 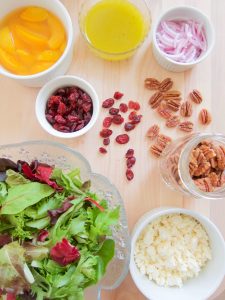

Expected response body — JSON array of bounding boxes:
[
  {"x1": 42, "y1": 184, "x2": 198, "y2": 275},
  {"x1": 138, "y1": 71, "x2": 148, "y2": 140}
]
[
  {"x1": 166, "y1": 115, "x2": 180, "y2": 128},
  {"x1": 147, "y1": 124, "x2": 160, "y2": 140},
  {"x1": 159, "y1": 78, "x2": 173, "y2": 92},
  {"x1": 157, "y1": 134, "x2": 172, "y2": 147},
  {"x1": 166, "y1": 98, "x2": 181, "y2": 112},
  {"x1": 180, "y1": 101, "x2": 193, "y2": 117},
  {"x1": 145, "y1": 78, "x2": 160, "y2": 90},
  {"x1": 190, "y1": 89, "x2": 203, "y2": 104},
  {"x1": 163, "y1": 90, "x2": 181, "y2": 100},
  {"x1": 199, "y1": 109, "x2": 212, "y2": 125},
  {"x1": 157, "y1": 107, "x2": 172, "y2": 119},
  {"x1": 179, "y1": 121, "x2": 194, "y2": 132},
  {"x1": 150, "y1": 144, "x2": 164, "y2": 157},
  {"x1": 149, "y1": 92, "x2": 163, "y2": 109}
]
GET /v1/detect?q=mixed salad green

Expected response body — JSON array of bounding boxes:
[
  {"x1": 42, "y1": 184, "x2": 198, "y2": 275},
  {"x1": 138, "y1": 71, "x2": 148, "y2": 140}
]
[{"x1": 0, "y1": 158, "x2": 119, "y2": 300}]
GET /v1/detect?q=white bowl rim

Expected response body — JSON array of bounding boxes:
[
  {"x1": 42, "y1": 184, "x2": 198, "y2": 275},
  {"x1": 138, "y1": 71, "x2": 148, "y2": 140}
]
[
  {"x1": 130, "y1": 207, "x2": 225, "y2": 300},
  {"x1": 152, "y1": 5, "x2": 215, "y2": 66},
  {"x1": 0, "y1": 0, "x2": 74, "y2": 79},
  {"x1": 35, "y1": 75, "x2": 100, "y2": 138}
]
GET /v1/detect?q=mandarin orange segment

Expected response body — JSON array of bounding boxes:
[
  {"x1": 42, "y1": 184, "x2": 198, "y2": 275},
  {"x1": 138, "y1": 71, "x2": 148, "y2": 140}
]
[
  {"x1": 0, "y1": 48, "x2": 26, "y2": 74},
  {"x1": 37, "y1": 50, "x2": 61, "y2": 62},
  {"x1": 0, "y1": 27, "x2": 15, "y2": 54},
  {"x1": 48, "y1": 15, "x2": 65, "y2": 50},
  {"x1": 15, "y1": 24, "x2": 48, "y2": 47},
  {"x1": 21, "y1": 20, "x2": 50, "y2": 38},
  {"x1": 30, "y1": 62, "x2": 53, "y2": 74},
  {"x1": 20, "y1": 7, "x2": 48, "y2": 23},
  {"x1": 16, "y1": 49, "x2": 35, "y2": 65}
]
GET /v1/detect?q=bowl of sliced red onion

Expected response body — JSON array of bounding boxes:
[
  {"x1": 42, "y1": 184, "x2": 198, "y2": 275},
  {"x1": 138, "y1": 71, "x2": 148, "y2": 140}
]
[{"x1": 152, "y1": 6, "x2": 215, "y2": 72}]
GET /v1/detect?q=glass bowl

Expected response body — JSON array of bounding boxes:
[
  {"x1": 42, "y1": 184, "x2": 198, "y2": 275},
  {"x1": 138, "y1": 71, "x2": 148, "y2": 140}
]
[
  {"x1": 78, "y1": 0, "x2": 151, "y2": 61},
  {"x1": 0, "y1": 140, "x2": 130, "y2": 299}
]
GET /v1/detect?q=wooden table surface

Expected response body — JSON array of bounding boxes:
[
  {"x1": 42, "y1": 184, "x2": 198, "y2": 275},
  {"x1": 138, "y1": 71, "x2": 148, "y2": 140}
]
[{"x1": 1, "y1": 0, "x2": 225, "y2": 299}]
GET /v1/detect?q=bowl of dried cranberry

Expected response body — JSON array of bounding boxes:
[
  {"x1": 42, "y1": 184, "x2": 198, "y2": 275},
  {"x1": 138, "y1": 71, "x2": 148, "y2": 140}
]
[{"x1": 35, "y1": 75, "x2": 99, "y2": 138}]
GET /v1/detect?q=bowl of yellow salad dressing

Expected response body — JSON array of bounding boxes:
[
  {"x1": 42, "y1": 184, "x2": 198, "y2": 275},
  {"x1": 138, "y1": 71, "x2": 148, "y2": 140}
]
[
  {"x1": 0, "y1": 0, "x2": 74, "y2": 87},
  {"x1": 79, "y1": 0, "x2": 151, "y2": 60}
]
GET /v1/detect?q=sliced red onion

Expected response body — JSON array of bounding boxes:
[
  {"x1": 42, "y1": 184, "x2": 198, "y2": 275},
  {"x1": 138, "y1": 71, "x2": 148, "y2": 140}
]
[{"x1": 156, "y1": 19, "x2": 207, "y2": 63}]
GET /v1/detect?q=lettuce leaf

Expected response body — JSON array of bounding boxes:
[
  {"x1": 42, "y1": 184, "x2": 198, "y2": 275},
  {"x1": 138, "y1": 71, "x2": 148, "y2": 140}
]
[{"x1": 5, "y1": 169, "x2": 29, "y2": 187}]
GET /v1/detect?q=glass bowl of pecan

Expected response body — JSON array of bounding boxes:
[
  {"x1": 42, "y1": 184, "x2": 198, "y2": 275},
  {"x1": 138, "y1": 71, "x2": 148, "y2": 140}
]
[
  {"x1": 35, "y1": 75, "x2": 100, "y2": 138},
  {"x1": 160, "y1": 133, "x2": 225, "y2": 200}
]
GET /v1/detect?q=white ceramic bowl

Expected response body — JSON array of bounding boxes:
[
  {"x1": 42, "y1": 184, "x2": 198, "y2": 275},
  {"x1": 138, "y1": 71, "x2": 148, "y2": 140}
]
[
  {"x1": 152, "y1": 6, "x2": 215, "y2": 72},
  {"x1": 35, "y1": 75, "x2": 100, "y2": 138},
  {"x1": 130, "y1": 207, "x2": 225, "y2": 300},
  {"x1": 0, "y1": 0, "x2": 74, "y2": 87}
]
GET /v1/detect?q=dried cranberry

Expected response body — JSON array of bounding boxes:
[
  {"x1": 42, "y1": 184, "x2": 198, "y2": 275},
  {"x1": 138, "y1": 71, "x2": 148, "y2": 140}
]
[
  {"x1": 47, "y1": 95, "x2": 61, "y2": 109},
  {"x1": 127, "y1": 157, "x2": 136, "y2": 168},
  {"x1": 130, "y1": 115, "x2": 142, "y2": 124},
  {"x1": 109, "y1": 107, "x2": 119, "y2": 115},
  {"x1": 82, "y1": 93, "x2": 92, "y2": 102},
  {"x1": 116, "y1": 134, "x2": 129, "y2": 144},
  {"x1": 114, "y1": 91, "x2": 124, "y2": 100},
  {"x1": 112, "y1": 115, "x2": 124, "y2": 125},
  {"x1": 76, "y1": 121, "x2": 85, "y2": 131},
  {"x1": 53, "y1": 124, "x2": 70, "y2": 132},
  {"x1": 128, "y1": 101, "x2": 140, "y2": 110},
  {"x1": 103, "y1": 117, "x2": 112, "y2": 128},
  {"x1": 100, "y1": 129, "x2": 113, "y2": 138},
  {"x1": 57, "y1": 101, "x2": 67, "y2": 115},
  {"x1": 126, "y1": 149, "x2": 134, "y2": 158},
  {"x1": 103, "y1": 138, "x2": 110, "y2": 146},
  {"x1": 55, "y1": 115, "x2": 66, "y2": 124},
  {"x1": 119, "y1": 103, "x2": 128, "y2": 113},
  {"x1": 126, "y1": 169, "x2": 134, "y2": 181},
  {"x1": 133, "y1": 102, "x2": 140, "y2": 110},
  {"x1": 102, "y1": 98, "x2": 115, "y2": 108},
  {"x1": 56, "y1": 88, "x2": 66, "y2": 96},
  {"x1": 67, "y1": 115, "x2": 79, "y2": 122},
  {"x1": 99, "y1": 147, "x2": 107, "y2": 154},
  {"x1": 128, "y1": 111, "x2": 137, "y2": 120},
  {"x1": 124, "y1": 122, "x2": 135, "y2": 131},
  {"x1": 82, "y1": 103, "x2": 92, "y2": 113},
  {"x1": 46, "y1": 114, "x2": 55, "y2": 124}
]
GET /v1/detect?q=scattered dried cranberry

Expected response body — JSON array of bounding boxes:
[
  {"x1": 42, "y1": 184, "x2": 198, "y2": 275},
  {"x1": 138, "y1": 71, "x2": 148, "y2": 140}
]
[
  {"x1": 100, "y1": 129, "x2": 113, "y2": 138},
  {"x1": 125, "y1": 149, "x2": 134, "y2": 158},
  {"x1": 114, "y1": 91, "x2": 124, "y2": 100},
  {"x1": 127, "y1": 157, "x2": 136, "y2": 168},
  {"x1": 116, "y1": 134, "x2": 129, "y2": 144},
  {"x1": 124, "y1": 122, "x2": 135, "y2": 131},
  {"x1": 126, "y1": 169, "x2": 134, "y2": 181},
  {"x1": 109, "y1": 107, "x2": 119, "y2": 115},
  {"x1": 130, "y1": 115, "x2": 142, "y2": 125},
  {"x1": 128, "y1": 111, "x2": 137, "y2": 120},
  {"x1": 45, "y1": 86, "x2": 93, "y2": 133},
  {"x1": 128, "y1": 101, "x2": 140, "y2": 110},
  {"x1": 103, "y1": 116, "x2": 112, "y2": 128},
  {"x1": 119, "y1": 103, "x2": 128, "y2": 113},
  {"x1": 112, "y1": 115, "x2": 124, "y2": 125},
  {"x1": 99, "y1": 147, "x2": 107, "y2": 154},
  {"x1": 102, "y1": 98, "x2": 115, "y2": 108},
  {"x1": 103, "y1": 138, "x2": 110, "y2": 146}
]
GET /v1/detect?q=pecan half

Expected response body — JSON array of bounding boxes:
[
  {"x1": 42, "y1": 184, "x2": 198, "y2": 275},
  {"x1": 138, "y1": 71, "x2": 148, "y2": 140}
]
[
  {"x1": 166, "y1": 98, "x2": 181, "y2": 112},
  {"x1": 179, "y1": 121, "x2": 194, "y2": 132},
  {"x1": 159, "y1": 78, "x2": 173, "y2": 92},
  {"x1": 190, "y1": 89, "x2": 203, "y2": 104},
  {"x1": 166, "y1": 115, "x2": 180, "y2": 128},
  {"x1": 180, "y1": 101, "x2": 193, "y2": 117},
  {"x1": 149, "y1": 92, "x2": 163, "y2": 109},
  {"x1": 157, "y1": 107, "x2": 172, "y2": 119},
  {"x1": 157, "y1": 134, "x2": 172, "y2": 147},
  {"x1": 147, "y1": 124, "x2": 160, "y2": 140},
  {"x1": 150, "y1": 144, "x2": 164, "y2": 157},
  {"x1": 208, "y1": 172, "x2": 220, "y2": 187},
  {"x1": 194, "y1": 178, "x2": 213, "y2": 192},
  {"x1": 145, "y1": 78, "x2": 160, "y2": 90},
  {"x1": 199, "y1": 145, "x2": 216, "y2": 160},
  {"x1": 199, "y1": 109, "x2": 212, "y2": 125},
  {"x1": 214, "y1": 145, "x2": 225, "y2": 170},
  {"x1": 163, "y1": 90, "x2": 181, "y2": 100}
]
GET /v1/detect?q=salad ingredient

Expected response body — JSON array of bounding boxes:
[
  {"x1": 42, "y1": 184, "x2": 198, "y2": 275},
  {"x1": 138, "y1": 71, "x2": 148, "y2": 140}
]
[
  {"x1": 165, "y1": 115, "x2": 180, "y2": 128},
  {"x1": 125, "y1": 149, "x2": 135, "y2": 181},
  {"x1": 83, "y1": 0, "x2": 147, "y2": 54},
  {"x1": 144, "y1": 77, "x2": 160, "y2": 90},
  {"x1": 157, "y1": 107, "x2": 172, "y2": 119},
  {"x1": 119, "y1": 103, "x2": 128, "y2": 113},
  {"x1": 124, "y1": 122, "x2": 135, "y2": 131},
  {"x1": 180, "y1": 101, "x2": 193, "y2": 117},
  {"x1": 199, "y1": 108, "x2": 212, "y2": 125},
  {"x1": 125, "y1": 149, "x2": 134, "y2": 159},
  {"x1": 128, "y1": 101, "x2": 141, "y2": 111},
  {"x1": 0, "y1": 7, "x2": 66, "y2": 75},
  {"x1": 102, "y1": 98, "x2": 115, "y2": 108},
  {"x1": 149, "y1": 91, "x2": 163, "y2": 109},
  {"x1": 100, "y1": 129, "x2": 113, "y2": 138},
  {"x1": 112, "y1": 115, "x2": 124, "y2": 125},
  {"x1": 103, "y1": 138, "x2": 110, "y2": 146},
  {"x1": 109, "y1": 108, "x2": 119, "y2": 115},
  {"x1": 134, "y1": 214, "x2": 211, "y2": 287},
  {"x1": 150, "y1": 134, "x2": 172, "y2": 158},
  {"x1": 179, "y1": 121, "x2": 194, "y2": 132},
  {"x1": 130, "y1": 114, "x2": 142, "y2": 125},
  {"x1": 99, "y1": 147, "x2": 107, "y2": 154},
  {"x1": 127, "y1": 157, "x2": 136, "y2": 168},
  {"x1": 166, "y1": 98, "x2": 181, "y2": 112},
  {"x1": 50, "y1": 238, "x2": 80, "y2": 266},
  {"x1": 45, "y1": 86, "x2": 93, "y2": 133},
  {"x1": 190, "y1": 89, "x2": 203, "y2": 104},
  {"x1": 114, "y1": 91, "x2": 124, "y2": 100},
  {"x1": 116, "y1": 134, "x2": 129, "y2": 144},
  {"x1": 128, "y1": 111, "x2": 137, "y2": 120},
  {"x1": 156, "y1": 20, "x2": 207, "y2": 63},
  {"x1": 103, "y1": 117, "x2": 112, "y2": 128},
  {"x1": 147, "y1": 124, "x2": 160, "y2": 140},
  {"x1": 126, "y1": 169, "x2": 134, "y2": 181},
  {"x1": 159, "y1": 78, "x2": 173, "y2": 92},
  {"x1": 37, "y1": 230, "x2": 49, "y2": 242}
]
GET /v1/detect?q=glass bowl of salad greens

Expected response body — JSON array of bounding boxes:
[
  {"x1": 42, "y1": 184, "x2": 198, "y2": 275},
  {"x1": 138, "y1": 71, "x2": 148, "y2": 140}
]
[{"x1": 0, "y1": 140, "x2": 130, "y2": 300}]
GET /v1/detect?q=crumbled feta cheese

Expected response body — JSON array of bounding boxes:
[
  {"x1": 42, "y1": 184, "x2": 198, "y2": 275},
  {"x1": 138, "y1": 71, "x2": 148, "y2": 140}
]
[{"x1": 134, "y1": 213, "x2": 212, "y2": 288}]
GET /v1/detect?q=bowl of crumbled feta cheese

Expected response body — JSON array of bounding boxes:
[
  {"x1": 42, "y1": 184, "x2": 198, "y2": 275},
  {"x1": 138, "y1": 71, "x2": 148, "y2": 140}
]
[{"x1": 130, "y1": 207, "x2": 225, "y2": 300}]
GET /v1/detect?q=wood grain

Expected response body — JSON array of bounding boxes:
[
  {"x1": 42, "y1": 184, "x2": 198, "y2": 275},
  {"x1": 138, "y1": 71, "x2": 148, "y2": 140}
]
[{"x1": 0, "y1": 0, "x2": 225, "y2": 299}]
